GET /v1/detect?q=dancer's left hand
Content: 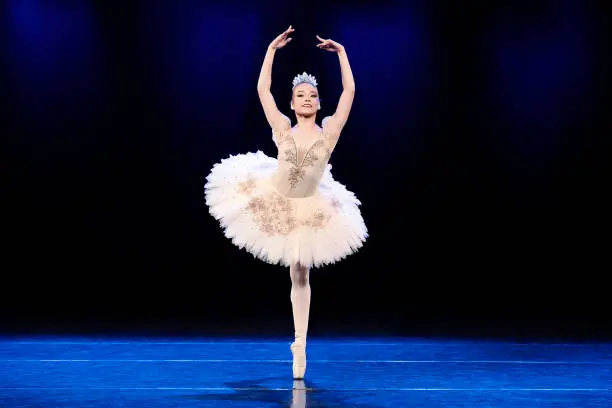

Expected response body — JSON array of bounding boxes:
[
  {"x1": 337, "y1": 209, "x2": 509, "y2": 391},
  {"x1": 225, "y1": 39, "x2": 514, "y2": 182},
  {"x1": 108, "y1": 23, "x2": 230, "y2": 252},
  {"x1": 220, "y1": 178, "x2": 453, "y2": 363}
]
[{"x1": 316, "y1": 35, "x2": 344, "y2": 53}]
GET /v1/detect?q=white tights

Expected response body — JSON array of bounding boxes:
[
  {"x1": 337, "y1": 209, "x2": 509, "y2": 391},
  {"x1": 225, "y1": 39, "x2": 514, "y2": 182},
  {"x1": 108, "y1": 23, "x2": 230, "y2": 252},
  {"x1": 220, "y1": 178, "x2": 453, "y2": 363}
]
[{"x1": 290, "y1": 263, "x2": 310, "y2": 347}]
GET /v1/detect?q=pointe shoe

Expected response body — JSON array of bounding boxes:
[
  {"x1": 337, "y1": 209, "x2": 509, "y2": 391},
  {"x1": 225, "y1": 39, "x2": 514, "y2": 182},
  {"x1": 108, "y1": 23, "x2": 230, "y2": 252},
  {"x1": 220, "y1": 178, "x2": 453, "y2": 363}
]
[{"x1": 290, "y1": 342, "x2": 306, "y2": 379}]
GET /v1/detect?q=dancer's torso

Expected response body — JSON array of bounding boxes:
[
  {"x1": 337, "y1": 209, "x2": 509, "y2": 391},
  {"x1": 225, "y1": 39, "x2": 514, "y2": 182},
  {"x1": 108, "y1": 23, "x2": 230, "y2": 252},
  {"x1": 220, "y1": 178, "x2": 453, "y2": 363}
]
[{"x1": 272, "y1": 128, "x2": 332, "y2": 198}]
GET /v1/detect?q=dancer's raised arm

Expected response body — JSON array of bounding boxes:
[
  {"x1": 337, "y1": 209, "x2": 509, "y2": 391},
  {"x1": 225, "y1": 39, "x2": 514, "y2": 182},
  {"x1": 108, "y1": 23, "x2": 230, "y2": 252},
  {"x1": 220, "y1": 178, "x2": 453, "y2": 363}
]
[
  {"x1": 316, "y1": 35, "x2": 355, "y2": 140},
  {"x1": 257, "y1": 26, "x2": 294, "y2": 131}
]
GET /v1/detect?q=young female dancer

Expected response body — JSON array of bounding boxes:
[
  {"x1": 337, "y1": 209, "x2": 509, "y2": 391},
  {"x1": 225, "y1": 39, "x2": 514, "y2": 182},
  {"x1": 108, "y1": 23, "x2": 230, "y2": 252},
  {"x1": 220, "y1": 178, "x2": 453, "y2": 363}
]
[{"x1": 204, "y1": 26, "x2": 367, "y2": 379}]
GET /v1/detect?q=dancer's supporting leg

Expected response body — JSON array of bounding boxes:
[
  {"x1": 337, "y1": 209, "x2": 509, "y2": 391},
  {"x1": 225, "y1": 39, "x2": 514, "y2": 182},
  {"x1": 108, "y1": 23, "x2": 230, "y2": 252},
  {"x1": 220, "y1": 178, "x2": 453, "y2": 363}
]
[{"x1": 289, "y1": 262, "x2": 310, "y2": 379}]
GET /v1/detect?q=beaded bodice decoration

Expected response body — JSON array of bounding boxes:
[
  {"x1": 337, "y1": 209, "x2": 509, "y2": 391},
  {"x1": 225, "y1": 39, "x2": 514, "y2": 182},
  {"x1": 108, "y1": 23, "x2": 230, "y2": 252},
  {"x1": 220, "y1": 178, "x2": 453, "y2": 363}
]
[{"x1": 272, "y1": 128, "x2": 332, "y2": 198}]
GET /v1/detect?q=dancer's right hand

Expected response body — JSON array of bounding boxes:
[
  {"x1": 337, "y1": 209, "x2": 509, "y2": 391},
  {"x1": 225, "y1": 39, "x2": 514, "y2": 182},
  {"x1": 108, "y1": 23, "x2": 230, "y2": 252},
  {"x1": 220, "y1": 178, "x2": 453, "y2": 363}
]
[{"x1": 269, "y1": 25, "x2": 294, "y2": 50}]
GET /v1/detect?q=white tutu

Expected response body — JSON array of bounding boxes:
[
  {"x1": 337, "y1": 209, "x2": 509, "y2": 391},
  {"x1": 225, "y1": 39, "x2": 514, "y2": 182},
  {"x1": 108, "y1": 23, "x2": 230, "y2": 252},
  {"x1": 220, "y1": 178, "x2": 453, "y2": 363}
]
[{"x1": 204, "y1": 150, "x2": 367, "y2": 268}]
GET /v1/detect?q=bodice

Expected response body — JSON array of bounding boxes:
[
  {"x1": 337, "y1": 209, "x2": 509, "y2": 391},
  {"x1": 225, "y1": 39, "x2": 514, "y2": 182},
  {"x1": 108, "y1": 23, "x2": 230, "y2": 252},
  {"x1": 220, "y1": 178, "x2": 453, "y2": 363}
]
[{"x1": 271, "y1": 129, "x2": 332, "y2": 198}]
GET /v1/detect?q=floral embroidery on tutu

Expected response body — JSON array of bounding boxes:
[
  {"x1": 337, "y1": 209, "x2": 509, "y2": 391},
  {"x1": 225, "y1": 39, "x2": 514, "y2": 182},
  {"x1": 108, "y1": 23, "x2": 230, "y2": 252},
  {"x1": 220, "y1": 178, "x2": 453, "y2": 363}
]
[
  {"x1": 236, "y1": 176, "x2": 338, "y2": 236},
  {"x1": 246, "y1": 193, "x2": 298, "y2": 236}
]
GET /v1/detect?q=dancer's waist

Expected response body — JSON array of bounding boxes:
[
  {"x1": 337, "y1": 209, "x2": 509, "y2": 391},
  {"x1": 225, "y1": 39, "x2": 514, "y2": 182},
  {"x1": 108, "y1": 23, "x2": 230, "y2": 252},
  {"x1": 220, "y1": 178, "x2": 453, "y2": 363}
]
[{"x1": 270, "y1": 173, "x2": 319, "y2": 199}]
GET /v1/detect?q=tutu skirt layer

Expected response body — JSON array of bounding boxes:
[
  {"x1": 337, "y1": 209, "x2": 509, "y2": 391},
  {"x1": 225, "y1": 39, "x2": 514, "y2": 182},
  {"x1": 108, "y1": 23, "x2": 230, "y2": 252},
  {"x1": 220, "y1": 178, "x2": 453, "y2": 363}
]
[{"x1": 204, "y1": 151, "x2": 367, "y2": 268}]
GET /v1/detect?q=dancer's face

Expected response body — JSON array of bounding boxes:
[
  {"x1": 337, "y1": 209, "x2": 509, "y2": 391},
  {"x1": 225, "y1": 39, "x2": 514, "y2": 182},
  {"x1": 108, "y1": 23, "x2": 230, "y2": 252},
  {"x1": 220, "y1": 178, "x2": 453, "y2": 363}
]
[{"x1": 292, "y1": 83, "x2": 319, "y2": 116}]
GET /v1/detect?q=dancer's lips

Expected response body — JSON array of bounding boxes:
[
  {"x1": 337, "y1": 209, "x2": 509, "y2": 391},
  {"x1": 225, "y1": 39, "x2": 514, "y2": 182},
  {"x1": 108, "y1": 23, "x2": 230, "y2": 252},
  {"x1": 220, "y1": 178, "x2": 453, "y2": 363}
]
[{"x1": 302, "y1": 104, "x2": 312, "y2": 108}]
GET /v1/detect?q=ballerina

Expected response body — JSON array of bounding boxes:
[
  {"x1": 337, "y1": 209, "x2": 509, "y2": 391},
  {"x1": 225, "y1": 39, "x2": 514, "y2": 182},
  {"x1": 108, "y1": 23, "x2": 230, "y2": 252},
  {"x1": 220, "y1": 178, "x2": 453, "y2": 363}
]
[{"x1": 204, "y1": 25, "x2": 367, "y2": 379}]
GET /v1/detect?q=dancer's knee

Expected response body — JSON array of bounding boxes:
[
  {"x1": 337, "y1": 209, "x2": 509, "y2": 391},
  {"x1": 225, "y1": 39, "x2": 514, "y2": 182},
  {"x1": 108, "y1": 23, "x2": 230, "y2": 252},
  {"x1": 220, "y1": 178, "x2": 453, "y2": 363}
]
[{"x1": 290, "y1": 263, "x2": 309, "y2": 287}]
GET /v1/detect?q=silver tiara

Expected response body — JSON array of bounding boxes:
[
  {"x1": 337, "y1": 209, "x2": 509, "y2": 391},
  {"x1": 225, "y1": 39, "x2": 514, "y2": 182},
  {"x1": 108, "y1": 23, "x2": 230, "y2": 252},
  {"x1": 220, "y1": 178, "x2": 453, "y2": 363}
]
[{"x1": 292, "y1": 72, "x2": 318, "y2": 89}]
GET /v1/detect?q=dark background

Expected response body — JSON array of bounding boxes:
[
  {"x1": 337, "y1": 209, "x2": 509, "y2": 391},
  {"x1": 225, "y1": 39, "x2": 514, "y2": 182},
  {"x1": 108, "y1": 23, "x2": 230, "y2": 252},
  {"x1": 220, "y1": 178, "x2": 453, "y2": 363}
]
[{"x1": 1, "y1": 0, "x2": 610, "y2": 340}]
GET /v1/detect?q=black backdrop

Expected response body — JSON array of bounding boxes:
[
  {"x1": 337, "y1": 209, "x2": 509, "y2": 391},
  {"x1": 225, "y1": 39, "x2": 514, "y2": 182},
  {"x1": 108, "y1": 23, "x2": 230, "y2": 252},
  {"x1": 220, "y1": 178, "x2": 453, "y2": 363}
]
[{"x1": 1, "y1": 0, "x2": 610, "y2": 339}]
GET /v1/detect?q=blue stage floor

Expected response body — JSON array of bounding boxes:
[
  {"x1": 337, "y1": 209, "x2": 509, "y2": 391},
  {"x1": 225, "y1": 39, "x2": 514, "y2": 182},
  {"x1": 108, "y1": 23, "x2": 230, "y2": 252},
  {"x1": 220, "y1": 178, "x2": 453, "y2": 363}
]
[{"x1": 1, "y1": 336, "x2": 611, "y2": 407}]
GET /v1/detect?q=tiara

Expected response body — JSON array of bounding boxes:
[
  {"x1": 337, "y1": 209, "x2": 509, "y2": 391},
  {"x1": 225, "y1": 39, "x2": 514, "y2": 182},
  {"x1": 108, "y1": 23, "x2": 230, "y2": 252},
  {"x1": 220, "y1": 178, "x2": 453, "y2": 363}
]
[{"x1": 292, "y1": 72, "x2": 318, "y2": 89}]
